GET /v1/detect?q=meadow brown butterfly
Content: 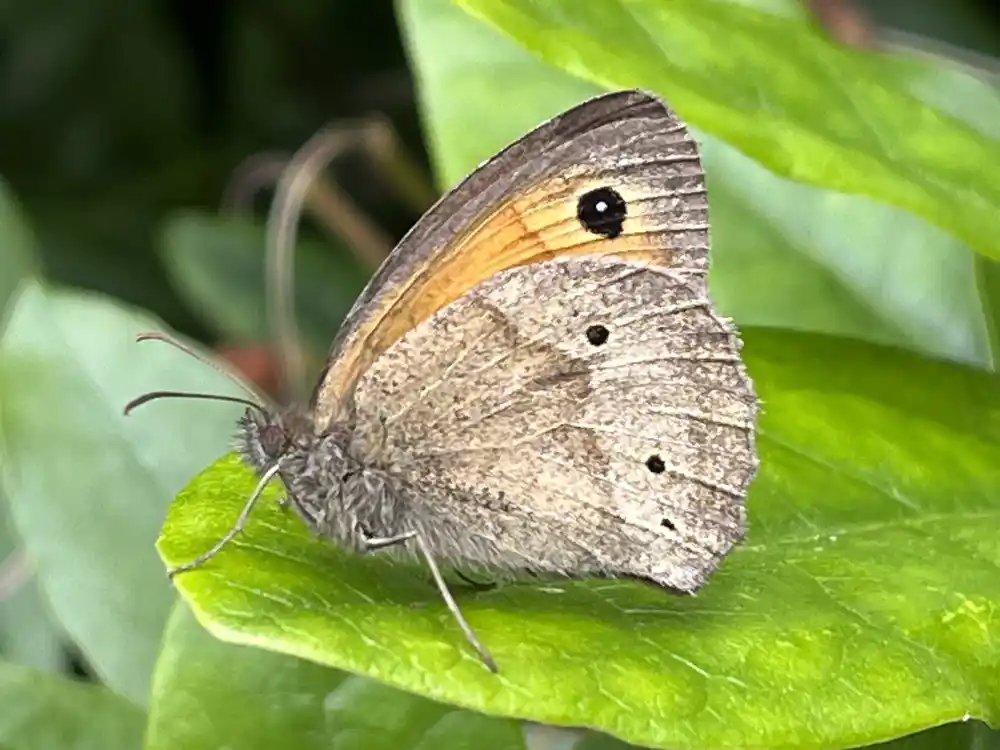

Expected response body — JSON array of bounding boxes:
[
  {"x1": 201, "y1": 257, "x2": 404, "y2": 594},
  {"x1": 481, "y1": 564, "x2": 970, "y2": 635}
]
[{"x1": 128, "y1": 90, "x2": 759, "y2": 672}]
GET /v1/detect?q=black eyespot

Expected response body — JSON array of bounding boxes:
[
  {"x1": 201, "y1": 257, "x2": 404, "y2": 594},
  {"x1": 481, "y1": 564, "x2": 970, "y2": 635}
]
[
  {"x1": 577, "y1": 186, "x2": 627, "y2": 238},
  {"x1": 646, "y1": 455, "x2": 666, "y2": 474},
  {"x1": 660, "y1": 518, "x2": 676, "y2": 531},
  {"x1": 586, "y1": 324, "x2": 609, "y2": 346}
]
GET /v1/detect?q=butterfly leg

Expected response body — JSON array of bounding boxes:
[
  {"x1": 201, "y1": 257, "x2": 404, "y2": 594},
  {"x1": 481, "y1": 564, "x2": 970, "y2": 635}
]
[
  {"x1": 168, "y1": 463, "x2": 280, "y2": 578},
  {"x1": 360, "y1": 530, "x2": 499, "y2": 673}
]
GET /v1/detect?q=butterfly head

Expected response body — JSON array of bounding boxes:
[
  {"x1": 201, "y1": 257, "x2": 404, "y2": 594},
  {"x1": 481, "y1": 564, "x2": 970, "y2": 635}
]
[
  {"x1": 235, "y1": 404, "x2": 314, "y2": 474},
  {"x1": 123, "y1": 331, "x2": 317, "y2": 473},
  {"x1": 235, "y1": 398, "x2": 365, "y2": 542}
]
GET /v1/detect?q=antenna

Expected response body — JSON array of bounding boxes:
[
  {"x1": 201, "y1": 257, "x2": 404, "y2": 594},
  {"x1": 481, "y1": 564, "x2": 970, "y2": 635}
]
[
  {"x1": 124, "y1": 390, "x2": 264, "y2": 417},
  {"x1": 123, "y1": 332, "x2": 269, "y2": 417}
]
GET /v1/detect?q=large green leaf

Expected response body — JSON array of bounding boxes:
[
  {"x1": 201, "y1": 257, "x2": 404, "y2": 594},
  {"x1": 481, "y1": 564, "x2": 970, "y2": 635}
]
[
  {"x1": 147, "y1": 600, "x2": 1000, "y2": 750},
  {"x1": 399, "y1": 0, "x2": 995, "y2": 370},
  {"x1": 0, "y1": 508, "x2": 63, "y2": 675},
  {"x1": 398, "y1": 0, "x2": 597, "y2": 194},
  {"x1": 145, "y1": 603, "x2": 525, "y2": 750},
  {"x1": 980, "y1": 258, "x2": 1000, "y2": 361},
  {"x1": 157, "y1": 327, "x2": 1000, "y2": 749},
  {"x1": 0, "y1": 660, "x2": 145, "y2": 750},
  {"x1": 0, "y1": 178, "x2": 64, "y2": 675},
  {"x1": 0, "y1": 281, "x2": 253, "y2": 704},
  {"x1": 887, "y1": 53, "x2": 1000, "y2": 363},
  {"x1": 454, "y1": 0, "x2": 1000, "y2": 267}
]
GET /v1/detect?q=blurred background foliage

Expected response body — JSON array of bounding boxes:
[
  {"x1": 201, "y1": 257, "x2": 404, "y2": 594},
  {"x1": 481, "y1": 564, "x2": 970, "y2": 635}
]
[
  {"x1": 4, "y1": 0, "x2": 1000, "y2": 369},
  {"x1": 1, "y1": 0, "x2": 999, "y2": 356},
  {"x1": 0, "y1": 0, "x2": 419, "y2": 342},
  {"x1": 2, "y1": 0, "x2": 1000, "y2": 748}
]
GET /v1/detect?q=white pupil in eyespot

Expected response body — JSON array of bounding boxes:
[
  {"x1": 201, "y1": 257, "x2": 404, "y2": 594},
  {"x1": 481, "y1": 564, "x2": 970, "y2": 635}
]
[{"x1": 595, "y1": 200, "x2": 608, "y2": 212}]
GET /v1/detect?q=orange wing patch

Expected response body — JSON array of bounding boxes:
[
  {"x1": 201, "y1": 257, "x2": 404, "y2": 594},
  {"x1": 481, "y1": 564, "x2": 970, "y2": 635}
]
[{"x1": 312, "y1": 171, "x2": 698, "y2": 425}]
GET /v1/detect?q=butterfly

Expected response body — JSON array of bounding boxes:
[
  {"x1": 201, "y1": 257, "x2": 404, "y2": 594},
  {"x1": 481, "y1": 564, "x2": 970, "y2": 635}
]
[{"x1": 128, "y1": 90, "x2": 759, "y2": 673}]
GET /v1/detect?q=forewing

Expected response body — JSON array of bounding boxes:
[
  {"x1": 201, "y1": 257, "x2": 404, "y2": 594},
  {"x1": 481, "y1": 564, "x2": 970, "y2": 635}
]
[{"x1": 312, "y1": 90, "x2": 694, "y2": 425}]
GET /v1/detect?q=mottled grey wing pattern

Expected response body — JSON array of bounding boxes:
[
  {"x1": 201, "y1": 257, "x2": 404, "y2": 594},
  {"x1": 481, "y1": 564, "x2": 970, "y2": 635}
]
[
  {"x1": 350, "y1": 255, "x2": 756, "y2": 591},
  {"x1": 325, "y1": 88, "x2": 758, "y2": 592}
]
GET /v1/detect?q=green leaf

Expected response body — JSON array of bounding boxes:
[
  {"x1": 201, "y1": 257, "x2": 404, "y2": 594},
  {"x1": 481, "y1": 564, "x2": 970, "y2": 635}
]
[
  {"x1": 886, "y1": 53, "x2": 1000, "y2": 141},
  {"x1": 159, "y1": 210, "x2": 369, "y2": 361},
  {"x1": 702, "y1": 142, "x2": 991, "y2": 368},
  {"x1": 157, "y1": 327, "x2": 1000, "y2": 749},
  {"x1": 455, "y1": 0, "x2": 1000, "y2": 264},
  {"x1": 399, "y1": 0, "x2": 597, "y2": 193},
  {"x1": 977, "y1": 257, "x2": 1000, "y2": 366},
  {"x1": 0, "y1": 281, "x2": 254, "y2": 704},
  {"x1": 816, "y1": 16, "x2": 1000, "y2": 371},
  {"x1": 0, "y1": 508, "x2": 63, "y2": 674},
  {"x1": 399, "y1": 0, "x2": 995, "y2": 370},
  {"x1": 146, "y1": 602, "x2": 525, "y2": 750},
  {"x1": 0, "y1": 660, "x2": 145, "y2": 750},
  {"x1": 0, "y1": 179, "x2": 64, "y2": 674}
]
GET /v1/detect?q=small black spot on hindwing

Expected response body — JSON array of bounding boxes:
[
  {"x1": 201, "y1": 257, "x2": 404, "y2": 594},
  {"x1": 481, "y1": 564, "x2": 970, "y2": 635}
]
[
  {"x1": 646, "y1": 455, "x2": 666, "y2": 474},
  {"x1": 577, "y1": 186, "x2": 626, "y2": 238},
  {"x1": 586, "y1": 325, "x2": 609, "y2": 346}
]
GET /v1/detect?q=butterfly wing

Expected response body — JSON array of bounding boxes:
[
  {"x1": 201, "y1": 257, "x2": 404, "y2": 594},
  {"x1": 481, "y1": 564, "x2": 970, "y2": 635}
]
[
  {"x1": 332, "y1": 91, "x2": 758, "y2": 590},
  {"x1": 312, "y1": 90, "x2": 696, "y2": 425},
  {"x1": 349, "y1": 253, "x2": 756, "y2": 591}
]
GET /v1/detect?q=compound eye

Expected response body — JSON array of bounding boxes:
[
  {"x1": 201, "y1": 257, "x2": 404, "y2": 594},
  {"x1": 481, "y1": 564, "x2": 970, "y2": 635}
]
[{"x1": 259, "y1": 423, "x2": 288, "y2": 459}]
